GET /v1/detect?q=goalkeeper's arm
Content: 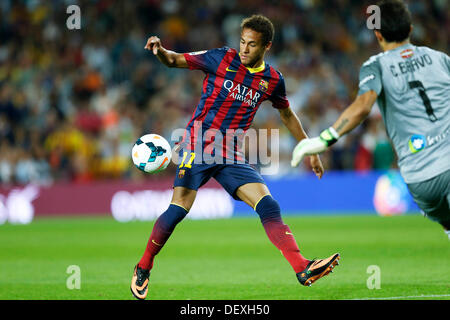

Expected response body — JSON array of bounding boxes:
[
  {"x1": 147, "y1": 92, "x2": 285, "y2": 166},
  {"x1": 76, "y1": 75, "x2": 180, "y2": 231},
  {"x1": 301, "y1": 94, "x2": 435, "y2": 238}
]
[
  {"x1": 291, "y1": 90, "x2": 377, "y2": 167},
  {"x1": 330, "y1": 90, "x2": 377, "y2": 139}
]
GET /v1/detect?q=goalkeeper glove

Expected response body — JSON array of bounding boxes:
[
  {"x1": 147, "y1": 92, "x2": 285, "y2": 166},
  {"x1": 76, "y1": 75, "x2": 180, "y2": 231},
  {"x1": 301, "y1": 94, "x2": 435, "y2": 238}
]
[{"x1": 291, "y1": 127, "x2": 340, "y2": 167}]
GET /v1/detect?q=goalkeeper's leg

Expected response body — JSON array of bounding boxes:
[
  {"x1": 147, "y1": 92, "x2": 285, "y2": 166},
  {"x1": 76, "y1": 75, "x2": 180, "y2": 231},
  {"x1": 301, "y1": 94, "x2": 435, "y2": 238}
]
[{"x1": 406, "y1": 169, "x2": 450, "y2": 240}]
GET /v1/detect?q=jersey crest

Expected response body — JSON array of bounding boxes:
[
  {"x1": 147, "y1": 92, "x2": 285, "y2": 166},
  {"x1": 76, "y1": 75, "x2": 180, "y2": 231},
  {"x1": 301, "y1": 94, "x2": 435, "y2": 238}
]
[{"x1": 258, "y1": 79, "x2": 269, "y2": 93}]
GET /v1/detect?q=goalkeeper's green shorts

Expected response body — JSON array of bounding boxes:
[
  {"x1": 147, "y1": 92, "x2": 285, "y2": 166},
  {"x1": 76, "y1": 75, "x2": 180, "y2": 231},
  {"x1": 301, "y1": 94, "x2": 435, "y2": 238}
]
[{"x1": 407, "y1": 169, "x2": 450, "y2": 224}]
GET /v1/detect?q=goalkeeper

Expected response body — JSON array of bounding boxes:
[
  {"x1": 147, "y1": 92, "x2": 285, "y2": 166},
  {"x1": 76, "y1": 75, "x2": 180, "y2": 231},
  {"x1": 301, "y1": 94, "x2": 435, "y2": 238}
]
[{"x1": 291, "y1": 0, "x2": 450, "y2": 239}]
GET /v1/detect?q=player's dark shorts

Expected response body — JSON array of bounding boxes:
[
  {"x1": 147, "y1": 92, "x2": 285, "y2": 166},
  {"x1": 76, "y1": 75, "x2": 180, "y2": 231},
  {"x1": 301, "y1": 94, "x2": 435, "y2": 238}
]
[
  {"x1": 407, "y1": 168, "x2": 450, "y2": 224},
  {"x1": 174, "y1": 161, "x2": 266, "y2": 201}
]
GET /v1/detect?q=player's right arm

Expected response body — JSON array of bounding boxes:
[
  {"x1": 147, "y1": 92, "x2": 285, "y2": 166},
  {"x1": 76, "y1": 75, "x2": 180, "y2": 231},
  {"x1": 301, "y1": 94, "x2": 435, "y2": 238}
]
[{"x1": 144, "y1": 36, "x2": 188, "y2": 68}]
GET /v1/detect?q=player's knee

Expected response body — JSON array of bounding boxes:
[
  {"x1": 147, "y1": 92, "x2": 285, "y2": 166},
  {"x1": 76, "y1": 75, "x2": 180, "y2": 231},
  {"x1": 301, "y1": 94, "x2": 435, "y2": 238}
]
[
  {"x1": 255, "y1": 195, "x2": 280, "y2": 213},
  {"x1": 169, "y1": 197, "x2": 194, "y2": 212},
  {"x1": 172, "y1": 187, "x2": 196, "y2": 212},
  {"x1": 254, "y1": 195, "x2": 282, "y2": 224}
]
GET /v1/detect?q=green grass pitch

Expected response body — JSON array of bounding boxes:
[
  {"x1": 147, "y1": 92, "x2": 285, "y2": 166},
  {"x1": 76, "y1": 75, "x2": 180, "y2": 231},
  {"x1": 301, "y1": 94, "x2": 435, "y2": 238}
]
[{"x1": 0, "y1": 214, "x2": 449, "y2": 300}]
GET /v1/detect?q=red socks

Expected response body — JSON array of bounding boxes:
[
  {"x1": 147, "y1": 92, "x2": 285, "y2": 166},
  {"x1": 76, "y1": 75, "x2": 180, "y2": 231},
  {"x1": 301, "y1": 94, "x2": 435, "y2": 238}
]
[
  {"x1": 138, "y1": 204, "x2": 188, "y2": 270},
  {"x1": 137, "y1": 218, "x2": 172, "y2": 270},
  {"x1": 255, "y1": 195, "x2": 310, "y2": 273},
  {"x1": 138, "y1": 197, "x2": 309, "y2": 274},
  {"x1": 262, "y1": 220, "x2": 310, "y2": 272}
]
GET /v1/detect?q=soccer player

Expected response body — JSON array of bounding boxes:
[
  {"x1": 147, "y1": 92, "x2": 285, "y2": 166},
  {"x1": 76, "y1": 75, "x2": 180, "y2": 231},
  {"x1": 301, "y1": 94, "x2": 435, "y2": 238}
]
[
  {"x1": 291, "y1": 1, "x2": 450, "y2": 238},
  {"x1": 131, "y1": 15, "x2": 340, "y2": 300}
]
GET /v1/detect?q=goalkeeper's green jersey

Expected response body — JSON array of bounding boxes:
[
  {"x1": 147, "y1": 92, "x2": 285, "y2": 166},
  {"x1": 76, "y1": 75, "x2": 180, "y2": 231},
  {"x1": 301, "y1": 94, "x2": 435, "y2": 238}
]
[{"x1": 357, "y1": 43, "x2": 450, "y2": 184}]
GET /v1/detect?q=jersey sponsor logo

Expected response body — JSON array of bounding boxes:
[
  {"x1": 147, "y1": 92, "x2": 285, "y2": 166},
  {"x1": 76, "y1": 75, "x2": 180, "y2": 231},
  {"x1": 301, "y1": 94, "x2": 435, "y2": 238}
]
[
  {"x1": 359, "y1": 74, "x2": 375, "y2": 87},
  {"x1": 188, "y1": 50, "x2": 207, "y2": 55},
  {"x1": 408, "y1": 134, "x2": 426, "y2": 153},
  {"x1": 223, "y1": 79, "x2": 262, "y2": 108},
  {"x1": 400, "y1": 49, "x2": 414, "y2": 59},
  {"x1": 427, "y1": 128, "x2": 449, "y2": 147}
]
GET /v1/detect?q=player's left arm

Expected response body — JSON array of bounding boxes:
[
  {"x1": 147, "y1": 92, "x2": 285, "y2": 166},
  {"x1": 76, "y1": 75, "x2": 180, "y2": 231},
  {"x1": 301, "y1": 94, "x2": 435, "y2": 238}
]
[{"x1": 279, "y1": 107, "x2": 324, "y2": 179}]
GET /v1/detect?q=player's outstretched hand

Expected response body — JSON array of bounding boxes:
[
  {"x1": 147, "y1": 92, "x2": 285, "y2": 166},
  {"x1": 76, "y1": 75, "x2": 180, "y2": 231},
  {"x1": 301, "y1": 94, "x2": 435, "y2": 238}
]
[
  {"x1": 290, "y1": 137, "x2": 327, "y2": 168},
  {"x1": 144, "y1": 36, "x2": 161, "y2": 55},
  {"x1": 291, "y1": 127, "x2": 340, "y2": 168},
  {"x1": 310, "y1": 154, "x2": 324, "y2": 179}
]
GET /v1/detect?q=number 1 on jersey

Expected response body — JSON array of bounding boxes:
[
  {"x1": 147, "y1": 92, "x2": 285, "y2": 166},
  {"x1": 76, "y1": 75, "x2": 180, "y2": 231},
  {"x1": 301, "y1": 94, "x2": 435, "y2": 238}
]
[{"x1": 408, "y1": 81, "x2": 437, "y2": 122}]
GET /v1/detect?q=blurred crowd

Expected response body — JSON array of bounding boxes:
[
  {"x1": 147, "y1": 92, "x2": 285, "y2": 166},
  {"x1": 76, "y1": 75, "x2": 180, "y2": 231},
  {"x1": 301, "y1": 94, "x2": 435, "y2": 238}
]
[{"x1": 0, "y1": 0, "x2": 448, "y2": 185}]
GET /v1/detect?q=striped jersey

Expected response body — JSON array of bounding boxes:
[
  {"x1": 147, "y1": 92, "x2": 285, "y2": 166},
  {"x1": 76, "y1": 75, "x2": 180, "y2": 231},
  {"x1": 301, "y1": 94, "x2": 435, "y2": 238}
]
[{"x1": 180, "y1": 46, "x2": 289, "y2": 162}]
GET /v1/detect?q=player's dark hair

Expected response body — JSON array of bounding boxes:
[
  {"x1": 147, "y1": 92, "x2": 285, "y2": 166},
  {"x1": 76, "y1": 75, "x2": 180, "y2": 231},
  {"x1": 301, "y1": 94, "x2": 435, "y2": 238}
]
[
  {"x1": 377, "y1": 0, "x2": 412, "y2": 42},
  {"x1": 240, "y1": 15, "x2": 274, "y2": 46}
]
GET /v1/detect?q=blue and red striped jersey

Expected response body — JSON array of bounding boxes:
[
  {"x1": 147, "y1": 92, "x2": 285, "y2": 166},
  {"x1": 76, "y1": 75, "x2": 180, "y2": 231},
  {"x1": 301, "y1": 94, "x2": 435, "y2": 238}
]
[{"x1": 180, "y1": 46, "x2": 289, "y2": 162}]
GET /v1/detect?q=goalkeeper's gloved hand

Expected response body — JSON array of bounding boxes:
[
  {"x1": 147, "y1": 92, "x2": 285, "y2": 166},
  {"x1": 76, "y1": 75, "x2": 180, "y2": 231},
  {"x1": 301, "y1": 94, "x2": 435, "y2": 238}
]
[{"x1": 291, "y1": 127, "x2": 340, "y2": 167}]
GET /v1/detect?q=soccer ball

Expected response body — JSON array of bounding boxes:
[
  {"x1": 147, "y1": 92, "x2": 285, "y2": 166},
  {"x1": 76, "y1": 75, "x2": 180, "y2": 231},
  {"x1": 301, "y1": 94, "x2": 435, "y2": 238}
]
[{"x1": 131, "y1": 134, "x2": 172, "y2": 173}]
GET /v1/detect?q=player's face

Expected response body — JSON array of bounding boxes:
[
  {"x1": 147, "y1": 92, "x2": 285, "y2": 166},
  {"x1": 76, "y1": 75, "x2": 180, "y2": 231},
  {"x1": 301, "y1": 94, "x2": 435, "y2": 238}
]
[{"x1": 239, "y1": 28, "x2": 271, "y2": 67}]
